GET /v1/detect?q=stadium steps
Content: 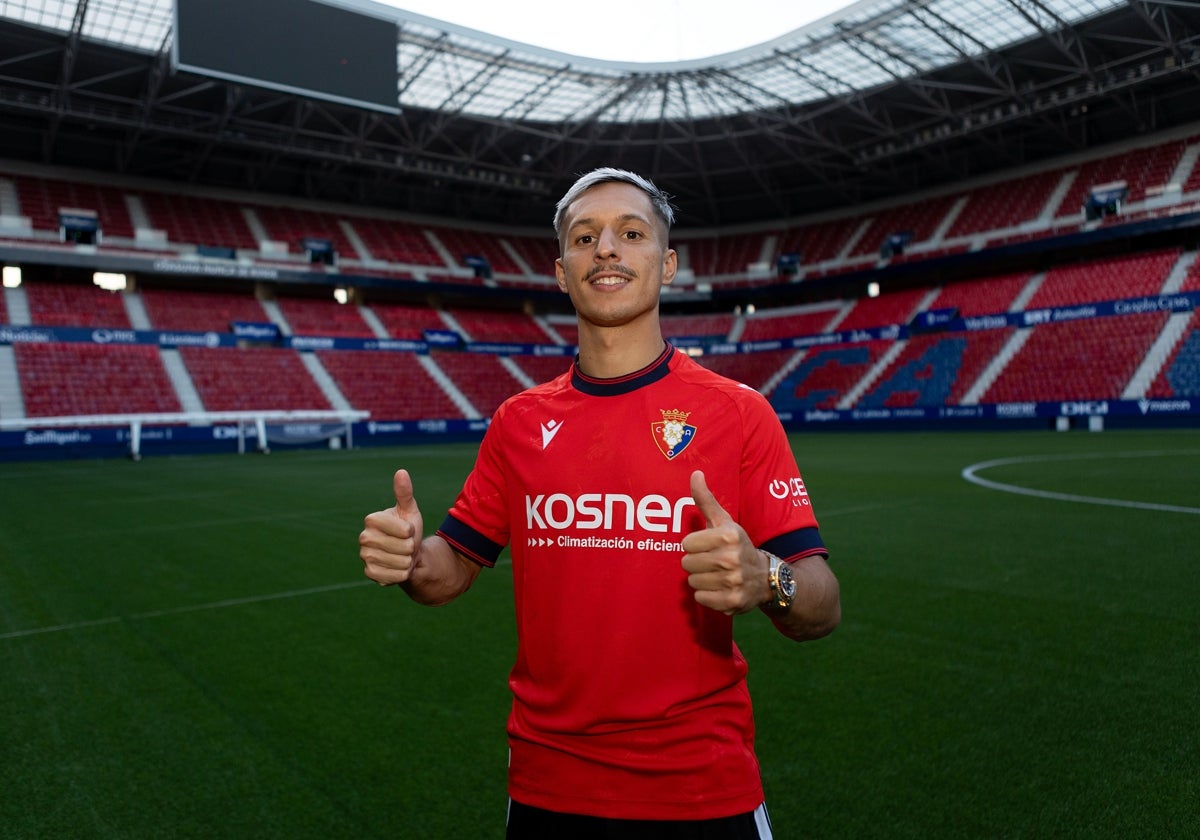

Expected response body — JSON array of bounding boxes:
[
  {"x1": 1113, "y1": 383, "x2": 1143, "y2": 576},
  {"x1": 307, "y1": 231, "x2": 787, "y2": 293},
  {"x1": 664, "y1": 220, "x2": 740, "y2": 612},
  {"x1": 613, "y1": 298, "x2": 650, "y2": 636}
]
[
  {"x1": 960, "y1": 271, "x2": 1046, "y2": 406},
  {"x1": 762, "y1": 349, "x2": 811, "y2": 398},
  {"x1": 1169, "y1": 142, "x2": 1200, "y2": 188},
  {"x1": 159, "y1": 349, "x2": 206, "y2": 414},
  {"x1": 836, "y1": 287, "x2": 941, "y2": 408},
  {"x1": 838, "y1": 218, "x2": 872, "y2": 261},
  {"x1": 123, "y1": 194, "x2": 151, "y2": 230},
  {"x1": 3, "y1": 284, "x2": 31, "y2": 325},
  {"x1": 297, "y1": 352, "x2": 354, "y2": 412},
  {"x1": 500, "y1": 239, "x2": 534, "y2": 276},
  {"x1": 433, "y1": 307, "x2": 523, "y2": 415},
  {"x1": 0, "y1": 345, "x2": 26, "y2": 420},
  {"x1": 259, "y1": 296, "x2": 355, "y2": 412},
  {"x1": 423, "y1": 229, "x2": 457, "y2": 269},
  {"x1": 0, "y1": 176, "x2": 22, "y2": 217},
  {"x1": 1039, "y1": 170, "x2": 1077, "y2": 221},
  {"x1": 727, "y1": 313, "x2": 747, "y2": 343},
  {"x1": 1160, "y1": 248, "x2": 1200, "y2": 295},
  {"x1": 120, "y1": 290, "x2": 205, "y2": 415},
  {"x1": 1121, "y1": 250, "x2": 1199, "y2": 398},
  {"x1": 240, "y1": 207, "x2": 270, "y2": 245},
  {"x1": 1123, "y1": 312, "x2": 1195, "y2": 399},
  {"x1": 122, "y1": 289, "x2": 152, "y2": 330},
  {"x1": 357, "y1": 305, "x2": 390, "y2": 338},
  {"x1": 417, "y1": 353, "x2": 478, "y2": 419},
  {"x1": 837, "y1": 341, "x2": 907, "y2": 409},
  {"x1": 501, "y1": 356, "x2": 536, "y2": 390},
  {"x1": 338, "y1": 219, "x2": 375, "y2": 263},
  {"x1": 929, "y1": 195, "x2": 968, "y2": 246},
  {"x1": 530, "y1": 314, "x2": 570, "y2": 345},
  {"x1": 419, "y1": 307, "x2": 482, "y2": 417},
  {"x1": 961, "y1": 327, "x2": 1032, "y2": 405}
]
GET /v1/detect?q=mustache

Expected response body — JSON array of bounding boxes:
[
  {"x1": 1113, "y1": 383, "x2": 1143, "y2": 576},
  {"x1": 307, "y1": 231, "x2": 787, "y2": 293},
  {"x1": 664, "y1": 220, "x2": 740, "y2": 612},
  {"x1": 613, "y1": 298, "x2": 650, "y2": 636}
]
[{"x1": 584, "y1": 264, "x2": 637, "y2": 281}]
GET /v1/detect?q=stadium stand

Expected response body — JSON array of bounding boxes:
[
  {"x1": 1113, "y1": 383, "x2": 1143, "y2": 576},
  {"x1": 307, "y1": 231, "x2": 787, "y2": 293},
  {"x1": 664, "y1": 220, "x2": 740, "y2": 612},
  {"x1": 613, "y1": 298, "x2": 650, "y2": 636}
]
[
  {"x1": 26, "y1": 281, "x2": 131, "y2": 328},
  {"x1": 660, "y1": 312, "x2": 736, "y2": 342},
  {"x1": 17, "y1": 343, "x2": 180, "y2": 416},
  {"x1": 1024, "y1": 249, "x2": 1180, "y2": 307},
  {"x1": 431, "y1": 351, "x2": 525, "y2": 418},
  {"x1": 505, "y1": 234, "x2": 561, "y2": 281},
  {"x1": 837, "y1": 286, "x2": 932, "y2": 330},
  {"x1": 1053, "y1": 139, "x2": 1188, "y2": 220},
  {"x1": 427, "y1": 225, "x2": 522, "y2": 276},
  {"x1": 450, "y1": 309, "x2": 554, "y2": 344},
  {"x1": 679, "y1": 232, "x2": 770, "y2": 278},
  {"x1": 945, "y1": 171, "x2": 1064, "y2": 239},
  {"x1": 140, "y1": 287, "x2": 271, "y2": 333},
  {"x1": 181, "y1": 346, "x2": 332, "y2": 412},
  {"x1": 5, "y1": 123, "x2": 1200, "y2": 441},
  {"x1": 316, "y1": 349, "x2": 463, "y2": 420},
  {"x1": 369, "y1": 301, "x2": 454, "y2": 340},
  {"x1": 738, "y1": 306, "x2": 845, "y2": 342},
  {"x1": 136, "y1": 191, "x2": 258, "y2": 252},
  {"x1": 350, "y1": 216, "x2": 444, "y2": 266},
  {"x1": 10, "y1": 173, "x2": 135, "y2": 240},
  {"x1": 773, "y1": 217, "x2": 861, "y2": 272},
  {"x1": 274, "y1": 296, "x2": 375, "y2": 338},
  {"x1": 847, "y1": 194, "x2": 961, "y2": 260},
  {"x1": 251, "y1": 205, "x2": 360, "y2": 262},
  {"x1": 512, "y1": 354, "x2": 575, "y2": 386},
  {"x1": 982, "y1": 313, "x2": 1168, "y2": 403},
  {"x1": 1147, "y1": 312, "x2": 1200, "y2": 398}
]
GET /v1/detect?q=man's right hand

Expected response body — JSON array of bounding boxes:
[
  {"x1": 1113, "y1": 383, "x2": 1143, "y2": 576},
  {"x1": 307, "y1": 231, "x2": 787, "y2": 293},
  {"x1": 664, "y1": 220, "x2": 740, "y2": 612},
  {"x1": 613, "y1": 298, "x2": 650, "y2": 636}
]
[{"x1": 359, "y1": 468, "x2": 424, "y2": 586}]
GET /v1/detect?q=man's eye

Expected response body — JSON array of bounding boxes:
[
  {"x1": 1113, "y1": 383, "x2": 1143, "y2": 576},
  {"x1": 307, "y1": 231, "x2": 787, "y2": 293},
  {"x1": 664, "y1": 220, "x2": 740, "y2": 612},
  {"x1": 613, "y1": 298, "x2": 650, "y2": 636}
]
[
  {"x1": 576, "y1": 235, "x2": 594, "y2": 245},
  {"x1": 623, "y1": 230, "x2": 643, "y2": 240}
]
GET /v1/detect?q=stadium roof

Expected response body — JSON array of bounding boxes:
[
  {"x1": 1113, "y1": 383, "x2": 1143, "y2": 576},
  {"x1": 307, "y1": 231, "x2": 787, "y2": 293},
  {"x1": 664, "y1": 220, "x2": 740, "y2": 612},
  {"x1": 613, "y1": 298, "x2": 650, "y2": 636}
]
[{"x1": 1, "y1": 0, "x2": 1199, "y2": 229}]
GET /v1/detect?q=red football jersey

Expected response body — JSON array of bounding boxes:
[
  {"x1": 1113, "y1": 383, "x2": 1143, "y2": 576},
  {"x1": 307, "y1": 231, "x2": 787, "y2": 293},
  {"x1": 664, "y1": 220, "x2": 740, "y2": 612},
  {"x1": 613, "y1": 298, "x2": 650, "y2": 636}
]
[{"x1": 437, "y1": 345, "x2": 825, "y2": 820}]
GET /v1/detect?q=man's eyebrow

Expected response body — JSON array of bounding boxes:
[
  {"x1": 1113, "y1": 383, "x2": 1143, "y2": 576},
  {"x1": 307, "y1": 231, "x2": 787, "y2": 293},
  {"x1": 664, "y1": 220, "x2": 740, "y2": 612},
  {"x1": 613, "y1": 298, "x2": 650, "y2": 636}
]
[{"x1": 566, "y1": 212, "x2": 653, "y2": 232}]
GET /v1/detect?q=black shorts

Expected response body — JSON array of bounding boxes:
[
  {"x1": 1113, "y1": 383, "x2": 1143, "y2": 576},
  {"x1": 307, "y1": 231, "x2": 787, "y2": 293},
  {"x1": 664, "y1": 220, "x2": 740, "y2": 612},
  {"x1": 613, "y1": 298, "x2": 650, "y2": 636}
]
[{"x1": 506, "y1": 799, "x2": 773, "y2": 839}]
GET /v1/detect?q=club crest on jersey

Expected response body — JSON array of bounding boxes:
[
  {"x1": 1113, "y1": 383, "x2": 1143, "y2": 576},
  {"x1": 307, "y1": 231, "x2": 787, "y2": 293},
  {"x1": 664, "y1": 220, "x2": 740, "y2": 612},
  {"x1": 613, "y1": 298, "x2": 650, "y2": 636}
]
[{"x1": 652, "y1": 409, "x2": 696, "y2": 460}]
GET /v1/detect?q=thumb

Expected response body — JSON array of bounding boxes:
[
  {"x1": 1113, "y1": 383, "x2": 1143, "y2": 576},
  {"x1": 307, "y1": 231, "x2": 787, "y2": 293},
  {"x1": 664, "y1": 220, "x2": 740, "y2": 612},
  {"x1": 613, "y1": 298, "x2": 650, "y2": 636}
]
[
  {"x1": 392, "y1": 468, "x2": 420, "y2": 518},
  {"x1": 690, "y1": 470, "x2": 730, "y2": 527}
]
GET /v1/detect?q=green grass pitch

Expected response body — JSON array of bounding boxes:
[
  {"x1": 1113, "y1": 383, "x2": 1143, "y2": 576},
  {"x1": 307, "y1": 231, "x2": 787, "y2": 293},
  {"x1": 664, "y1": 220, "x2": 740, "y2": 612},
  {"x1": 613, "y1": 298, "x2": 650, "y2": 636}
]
[{"x1": 2, "y1": 429, "x2": 1197, "y2": 838}]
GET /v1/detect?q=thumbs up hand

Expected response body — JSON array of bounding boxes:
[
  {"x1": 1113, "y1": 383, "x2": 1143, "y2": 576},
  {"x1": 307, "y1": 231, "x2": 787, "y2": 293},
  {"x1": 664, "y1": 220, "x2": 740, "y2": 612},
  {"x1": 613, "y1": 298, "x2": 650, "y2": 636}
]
[
  {"x1": 681, "y1": 470, "x2": 771, "y2": 616},
  {"x1": 359, "y1": 469, "x2": 425, "y2": 586}
]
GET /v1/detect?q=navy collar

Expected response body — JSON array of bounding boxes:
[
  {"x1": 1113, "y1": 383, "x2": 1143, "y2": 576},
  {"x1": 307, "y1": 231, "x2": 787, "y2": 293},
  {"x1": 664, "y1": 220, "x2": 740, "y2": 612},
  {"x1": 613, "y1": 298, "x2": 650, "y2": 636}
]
[{"x1": 571, "y1": 343, "x2": 674, "y2": 396}]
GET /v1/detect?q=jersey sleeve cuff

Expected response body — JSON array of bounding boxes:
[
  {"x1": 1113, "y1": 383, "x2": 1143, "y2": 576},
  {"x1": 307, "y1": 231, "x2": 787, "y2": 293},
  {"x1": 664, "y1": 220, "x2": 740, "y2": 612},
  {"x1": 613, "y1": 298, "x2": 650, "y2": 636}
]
[
  {"x1": 761, "y1": 527, "x2": 827, "y2": 563},
  {"x1": 436, "y1": 513, "x2": 504, "y2": 568}
]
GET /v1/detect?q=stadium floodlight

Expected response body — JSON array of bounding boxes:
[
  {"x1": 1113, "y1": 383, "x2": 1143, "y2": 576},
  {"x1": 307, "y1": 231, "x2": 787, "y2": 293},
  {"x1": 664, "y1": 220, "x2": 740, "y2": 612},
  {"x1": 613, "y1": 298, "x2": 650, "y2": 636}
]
[
  {"x1": 867, "y1": 281, "x2": 881, "y2": 298},
  {"x1": 2, "y1": 266, "x2": 20, "y2": 288},
  {"x1": 93, "y1": 272, "x2": 127, "y2": 291},
  {"x1": 333, "y1": 287, "x2": 349, "y2": 304}
]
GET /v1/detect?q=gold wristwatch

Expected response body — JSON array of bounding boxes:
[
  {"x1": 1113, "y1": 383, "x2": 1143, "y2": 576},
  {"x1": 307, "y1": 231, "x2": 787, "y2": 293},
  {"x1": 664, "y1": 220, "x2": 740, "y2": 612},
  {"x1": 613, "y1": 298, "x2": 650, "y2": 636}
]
[{"x1": 764, "y1": 551, "x2": 796, "y2": 611}]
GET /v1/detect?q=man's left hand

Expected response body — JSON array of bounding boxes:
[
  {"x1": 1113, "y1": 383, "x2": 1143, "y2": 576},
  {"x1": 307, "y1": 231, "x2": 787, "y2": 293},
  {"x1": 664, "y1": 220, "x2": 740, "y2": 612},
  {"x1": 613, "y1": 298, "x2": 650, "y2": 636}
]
[{"x1": 681, "y1": 470, "x2": 771, "y2": 616}]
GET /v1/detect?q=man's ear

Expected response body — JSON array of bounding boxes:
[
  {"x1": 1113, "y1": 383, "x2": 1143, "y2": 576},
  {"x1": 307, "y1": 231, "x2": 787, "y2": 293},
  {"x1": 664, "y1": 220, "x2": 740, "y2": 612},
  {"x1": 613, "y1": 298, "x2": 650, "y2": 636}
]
[
  {"x1": 554, "y1": 258, "x2": 568, "y2": 293},
  {"x1": 661, "y1": 248, "x2": 678, "y2": 286}
]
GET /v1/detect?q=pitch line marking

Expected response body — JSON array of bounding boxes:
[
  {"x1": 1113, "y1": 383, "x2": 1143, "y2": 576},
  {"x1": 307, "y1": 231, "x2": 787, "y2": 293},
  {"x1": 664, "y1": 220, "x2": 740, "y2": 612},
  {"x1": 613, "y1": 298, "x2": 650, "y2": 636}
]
[
  {"x1": 0, "y1": 580, "x2": 370, "y2": 642},
  {"x1": 961, "y1": 450, "x2": 1200, "y2": 515}
]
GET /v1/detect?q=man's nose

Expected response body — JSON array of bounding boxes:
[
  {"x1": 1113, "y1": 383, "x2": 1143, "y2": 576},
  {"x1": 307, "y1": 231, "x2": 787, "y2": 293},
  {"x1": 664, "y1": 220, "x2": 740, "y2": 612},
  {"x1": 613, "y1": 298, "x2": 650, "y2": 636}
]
[{"x1": 595, "y1": 227, "x2": 621, "y2": 258}]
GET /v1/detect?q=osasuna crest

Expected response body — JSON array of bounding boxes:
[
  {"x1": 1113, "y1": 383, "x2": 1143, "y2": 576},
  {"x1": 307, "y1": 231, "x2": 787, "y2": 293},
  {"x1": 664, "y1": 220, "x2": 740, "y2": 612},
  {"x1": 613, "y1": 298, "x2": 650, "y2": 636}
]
[{"x1": 652, "y1": 409, "x2": 697, "y2": 460}]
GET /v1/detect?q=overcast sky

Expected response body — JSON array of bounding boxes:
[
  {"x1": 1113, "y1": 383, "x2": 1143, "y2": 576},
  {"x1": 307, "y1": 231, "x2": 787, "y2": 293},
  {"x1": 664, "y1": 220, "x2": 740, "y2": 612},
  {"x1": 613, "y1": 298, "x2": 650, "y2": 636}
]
[{"x1": 379, "y1": 0, "x2": 855, "y2": 62}]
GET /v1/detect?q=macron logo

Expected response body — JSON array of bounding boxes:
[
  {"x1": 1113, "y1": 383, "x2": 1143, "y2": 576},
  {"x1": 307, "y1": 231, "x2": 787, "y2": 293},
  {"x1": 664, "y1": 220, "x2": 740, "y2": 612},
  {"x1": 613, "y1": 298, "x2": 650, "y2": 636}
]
[{"x1": 541, "y1": 419, "x2": 564, "y2": 450}]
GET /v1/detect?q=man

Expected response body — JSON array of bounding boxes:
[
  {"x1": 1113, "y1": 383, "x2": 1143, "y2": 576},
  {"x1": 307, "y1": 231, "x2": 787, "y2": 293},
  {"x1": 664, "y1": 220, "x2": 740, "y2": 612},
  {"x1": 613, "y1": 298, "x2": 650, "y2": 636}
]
[{"x1": 358, "y1": 168, "x2": 840, "y2": 839}]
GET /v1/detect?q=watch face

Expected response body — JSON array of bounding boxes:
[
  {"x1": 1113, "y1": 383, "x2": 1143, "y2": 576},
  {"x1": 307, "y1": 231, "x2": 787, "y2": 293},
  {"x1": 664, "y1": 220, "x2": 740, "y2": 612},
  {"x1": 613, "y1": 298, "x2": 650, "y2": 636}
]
[{"x1": 779, "y1": 563, "x2": 797, "y2": 599}]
